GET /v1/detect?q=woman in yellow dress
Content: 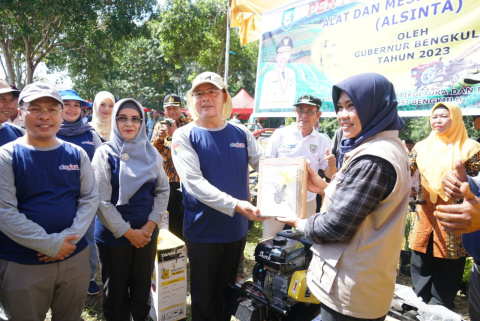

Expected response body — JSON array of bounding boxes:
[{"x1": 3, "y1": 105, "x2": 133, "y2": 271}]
[{"x1": 409, "y1": 102, "x2": 480, "y2": 308}]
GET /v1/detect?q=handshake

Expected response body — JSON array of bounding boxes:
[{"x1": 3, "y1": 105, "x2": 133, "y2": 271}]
[{"x1": 436, "y1": 160, "x2": 480, "y2": 234}]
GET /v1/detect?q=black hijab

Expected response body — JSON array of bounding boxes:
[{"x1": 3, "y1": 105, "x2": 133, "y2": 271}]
[
  {"x1": 58, "y1": 114, "x2": 94, "y2": 137},
  {"x1": 333, "y1": 73, "x2": 404, "y2": 168}
]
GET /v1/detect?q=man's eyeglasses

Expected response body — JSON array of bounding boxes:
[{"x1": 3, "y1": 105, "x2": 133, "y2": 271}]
[
  {"x1": 21, "y1": 107, "x2": 63, "y2": 115},
  {"x1": 296, "y1": 108, "x2": 317, "y2": 116},
  {"x1": 192, "y1": 89, "x2": 224, "y2": 99},
  {"x1": 116, "y1": 116, "x2": 143, "y2": 124},
  {"x1": 0, "y1": 97, "x2": 16, "y2": 104}
]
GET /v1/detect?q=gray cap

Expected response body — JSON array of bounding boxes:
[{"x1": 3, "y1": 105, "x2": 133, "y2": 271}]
[
  {"x1": 19, "y1": 82, "x2": 63, "y2": 106},
  {"x1": 191, "y1": 72, "x2": 226, "y2": 91},
  {"x1": 0, "y1": 79, "x2": 20, "y2": 96}
]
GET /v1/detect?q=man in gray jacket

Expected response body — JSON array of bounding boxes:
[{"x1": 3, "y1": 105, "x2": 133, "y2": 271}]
[{"x1": 0, "y1": 82, "x2": 98, "y2": 320}]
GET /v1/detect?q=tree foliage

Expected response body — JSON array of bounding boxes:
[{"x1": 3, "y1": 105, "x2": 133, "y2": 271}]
[
  {"x1": 62, "y1": 0, "x2": 258, "y2": 110},
  {"x1": 317, "y1": 115, "x2": 480, "y2": 144},
  {"x1": 399, "y1": 117, "x2": 431, "y2": 142},
  {"x1": 67, "y1": 31, "x2": 173, "y2": 109},
  {"x1": 400, "y1": 116, "x2": 479, "y2": 143},
  {"x1": 0, "y1": 0, "x2": 156, "y2": 87}
]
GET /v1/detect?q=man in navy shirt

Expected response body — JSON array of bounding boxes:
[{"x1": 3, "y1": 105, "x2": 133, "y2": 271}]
[
  {"x1": 0, "y1": 82, "x2": 98, "y2": 320},
  {"x1": 0, "y1": 79, "x2": 23, "y2": 146},
  {"x1": 172, "y1": 72, "x2": 265, "y2": 320}
]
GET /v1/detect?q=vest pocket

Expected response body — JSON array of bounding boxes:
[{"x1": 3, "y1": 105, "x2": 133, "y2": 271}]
[{"x1": 310, "y1": 243, "x2": 344, "y2": 294}]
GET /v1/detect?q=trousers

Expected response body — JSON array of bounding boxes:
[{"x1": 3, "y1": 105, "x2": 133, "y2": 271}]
[{"x1": 187, "y1": 237, "x2": 246, "y2": 321}]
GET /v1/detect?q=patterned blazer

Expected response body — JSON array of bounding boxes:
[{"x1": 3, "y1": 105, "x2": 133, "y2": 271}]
[{"x1": 151, "y1": 115, "x2": 192, "y2": 183}]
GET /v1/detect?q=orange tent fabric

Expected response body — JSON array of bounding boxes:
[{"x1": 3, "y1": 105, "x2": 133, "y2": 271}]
[{"x1": 231, "y1": 88, "x2": 254, "y2": 120}]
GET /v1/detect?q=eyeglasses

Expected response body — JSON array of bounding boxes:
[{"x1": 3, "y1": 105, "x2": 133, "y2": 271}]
[
  {"x1": 22, "y1": 107, "x2": 63, "y2": 115},
  {"x1": 192, "y1": 89, "x2": 224, "y2": 99},
  {"x1": 296, "y1": 108, "x2": 318, "y2": 116},
  {"x1": 116, "y1": 116, "x2": 143, "y2": 124},
  {"x1": 0, "y1": 97, "x2": 16, "y2": 104}
]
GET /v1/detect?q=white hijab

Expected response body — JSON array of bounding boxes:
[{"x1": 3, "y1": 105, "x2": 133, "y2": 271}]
[{"x1": 91, "y1": 91, "x2": 115, "y2": 141}]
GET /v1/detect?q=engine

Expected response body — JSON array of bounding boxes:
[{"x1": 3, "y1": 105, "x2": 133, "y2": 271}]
[
  {"x1": 228, "y1": 229, "x2": 320, "y2": 320},
  {"x1": 251, "y1": 230, "x2": 318, "y2": 313}
]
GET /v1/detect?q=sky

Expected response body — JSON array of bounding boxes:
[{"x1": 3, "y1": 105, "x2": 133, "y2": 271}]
[
  {"x1": 1, "y1": 0, "x2": 164, "y2": 89},
  {"x1": 0, "y1": 61, "x2": 73, "y2": 89}
]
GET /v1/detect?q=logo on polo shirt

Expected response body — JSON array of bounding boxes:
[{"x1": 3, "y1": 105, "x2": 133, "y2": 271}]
[
  {"x1": 172, "y1": 142, "x2": 181, "y2": 155},
  {"x1": 280, "y1": 144, "x2": 296, "y2": 151},
  {"x1": 230, "y1": 142, "x2": 245, "y2": 148},
  {"x1": 82, "y1": 141, "x2": 94, "y2": 145},
  {"x1": 309, "y1": 144, "x2": 317, "y2": 153},
  {"x1": 59, "y1": 164, "x2": 80, "y2": 171}
]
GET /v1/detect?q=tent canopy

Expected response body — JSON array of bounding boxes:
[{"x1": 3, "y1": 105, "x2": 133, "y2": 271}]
[{"x1": 231, "y1": 88, "x2": 254, "y2": 120}]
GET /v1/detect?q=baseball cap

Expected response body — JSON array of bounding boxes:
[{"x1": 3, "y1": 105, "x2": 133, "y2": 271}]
[
  {"x1": 294, "y1": 94, "x2": 322, "y2": 110},
  {"x1": 191, "y1": 72, "x2": 226, "y2": 91},
  {"x1": 465, "y1": 73, "x2": 480, "y2": 85},
  {"x1": 18, "y1": 82, "x2": 63, "y2": 106},
  {"x1": 276, "y1": 36, "x2": 294, "y2": 53},
  {"x1": 59, "y1": 89, "x2": 89, "y2": 106},
  {"x1": 164, "y1": 94, "x2": 182, "y2": 107},
  {"x1": 0, "y1": 79, "x2": 20, "y2": 97}
]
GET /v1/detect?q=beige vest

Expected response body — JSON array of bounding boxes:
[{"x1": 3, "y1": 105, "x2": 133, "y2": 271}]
[{"x1": 306, "y1": 130, "x2": 410, "y2": 318}]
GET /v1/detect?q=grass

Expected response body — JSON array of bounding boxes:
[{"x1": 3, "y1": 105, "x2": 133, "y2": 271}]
[
  {"x1": 80, "y1": 222, "x2": 263, "y2": 321},
  {"x1": 243, "y1": 221, "x2": 264, "y2": 274},
  {"x1": 79, "y1": 222, "x2": 469, "y2": 321}
]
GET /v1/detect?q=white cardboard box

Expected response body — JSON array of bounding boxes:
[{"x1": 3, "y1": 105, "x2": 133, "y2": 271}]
[{"x1": 149, "y1": 229, "x2": 187, "y2": 321}]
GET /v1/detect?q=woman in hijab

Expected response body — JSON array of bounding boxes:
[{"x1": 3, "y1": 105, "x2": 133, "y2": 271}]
[
  {"x1": 408, "y1": 102, "x2": 480, "y2": 309},
  {"x1": 57, "y1": 89, "x2": 103, "y2": 296},
  {"x1": 91, "y1": 91, "x2": 115, "y2": 141},
  {"x1": 277, "y1": 73, "x2": 410, "y2": 320},
  {"x1": 92, "y1": 98, "x2": 169, "y2": 320}
]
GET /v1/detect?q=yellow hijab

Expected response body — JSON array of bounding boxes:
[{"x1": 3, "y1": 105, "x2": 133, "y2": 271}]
[{"x1": 416, "y1": 102, "x2": 480, "y2": 203}]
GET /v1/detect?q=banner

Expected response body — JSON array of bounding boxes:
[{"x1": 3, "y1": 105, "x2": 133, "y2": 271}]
[{"x1": 253, "y1": 0, "x2": 480, "y2": 118}]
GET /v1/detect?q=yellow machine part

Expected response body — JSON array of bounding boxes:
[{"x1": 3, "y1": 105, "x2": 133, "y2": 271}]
[{"x1": 287, "y1": 270, "x2": 320, "y2": 304}]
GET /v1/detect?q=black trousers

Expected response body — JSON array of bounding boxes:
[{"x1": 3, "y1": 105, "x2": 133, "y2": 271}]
[
  {"x1": 97, "y1": 237, "x2": 158, "y2": 321},
  {"x1": 187, "y1": 237, "x2": 246, "y2": 321},
  {"x1": 168, "y1": 182, "x2": 185, "y2": 240},
  {"x1": 410, "y1": 236, "x2": 466, "y2": 309}
]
